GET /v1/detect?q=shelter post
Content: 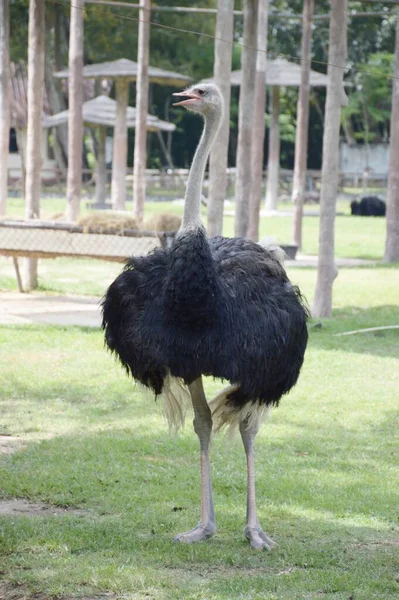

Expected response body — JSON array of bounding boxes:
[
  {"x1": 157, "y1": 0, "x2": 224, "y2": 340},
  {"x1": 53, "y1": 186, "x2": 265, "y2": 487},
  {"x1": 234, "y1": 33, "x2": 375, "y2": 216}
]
[
  {"x1": 291, "y1": 0, "x2": 314, "y2": 248},
  {"x1": 0, "y1": 0, "x2": 10, "y2": 217},
  {"x1": 133, "y1": 0, "x2": 151, "y2": 218},
  {"x1": 66, "y1": 0, "x2": 84, "y2": 221},
  {"x1": 207, "y1": 0, "x2": 234, "y2": 238},
  {"x1": 96, "y1": 126, "x2": 107, "y2": 206},
  {"x1": 111, "y1": 78, "x2": 129, "y2": 210},
  {"x1": 265, "y1": 85, "x2": 280, "y2": 212},
  {"x1": 23, "y1": 0, "x2": 45, "y2": 291},
  {"x1": 234, "y1": 0, "x2": 259, "y2": 238},
  {"x1": 247, "y1": 0, "x2": 268, "y2": 241}
]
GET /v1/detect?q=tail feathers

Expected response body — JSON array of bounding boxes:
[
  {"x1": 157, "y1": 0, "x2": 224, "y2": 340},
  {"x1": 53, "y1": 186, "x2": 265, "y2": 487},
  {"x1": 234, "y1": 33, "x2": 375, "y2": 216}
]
[
  {"x1": 258, "y1": 237, "x2": 286, "y2": 266},
  {"x1": 160, "y1": 373, "x2": 191, "y2": 432},
  {"x1": 209, "y1": 385, "x2": 269, "y2": 434}
]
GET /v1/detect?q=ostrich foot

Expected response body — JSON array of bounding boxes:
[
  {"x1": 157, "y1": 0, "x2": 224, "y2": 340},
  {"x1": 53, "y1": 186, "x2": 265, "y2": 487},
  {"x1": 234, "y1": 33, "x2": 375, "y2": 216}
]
[
  {"x1": 245, "y1": 525, "x2": 276, "y2": 551},
  {"x1": 174, "y1": 522, "x2": 216, "y2": 544}
]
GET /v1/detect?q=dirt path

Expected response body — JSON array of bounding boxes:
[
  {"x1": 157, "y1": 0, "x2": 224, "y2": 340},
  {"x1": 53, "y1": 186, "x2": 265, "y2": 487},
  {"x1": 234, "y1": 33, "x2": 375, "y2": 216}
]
[{"x1": 0, "y1": 292, "x2": 101, "y2": 327}]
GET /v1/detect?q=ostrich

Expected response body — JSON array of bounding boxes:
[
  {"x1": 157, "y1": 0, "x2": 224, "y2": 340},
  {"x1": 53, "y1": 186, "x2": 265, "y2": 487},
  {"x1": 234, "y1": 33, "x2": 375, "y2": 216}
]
[{"x1": 102, "y1": 83, "x2": 308, "y2": 550}]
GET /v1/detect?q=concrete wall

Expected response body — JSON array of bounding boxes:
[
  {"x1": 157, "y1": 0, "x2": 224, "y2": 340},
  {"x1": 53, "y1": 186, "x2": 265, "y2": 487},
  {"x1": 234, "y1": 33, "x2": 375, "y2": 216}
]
[{"x1": 340, "y1": 143, "x2": 390, "y2": 176}]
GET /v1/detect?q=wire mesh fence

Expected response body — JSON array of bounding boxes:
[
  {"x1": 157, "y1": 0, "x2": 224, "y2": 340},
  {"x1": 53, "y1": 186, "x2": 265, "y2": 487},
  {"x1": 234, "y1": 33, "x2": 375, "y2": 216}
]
[{"x1": 0, "y1": 220, "x2": 176, "y2": 262}]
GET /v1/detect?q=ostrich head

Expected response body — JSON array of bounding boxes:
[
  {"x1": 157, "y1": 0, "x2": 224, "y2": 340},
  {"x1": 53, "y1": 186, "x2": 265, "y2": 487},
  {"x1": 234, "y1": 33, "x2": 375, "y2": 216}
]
[{"x1": 172, "y1": 83, "x2": 224, "y2": 118}]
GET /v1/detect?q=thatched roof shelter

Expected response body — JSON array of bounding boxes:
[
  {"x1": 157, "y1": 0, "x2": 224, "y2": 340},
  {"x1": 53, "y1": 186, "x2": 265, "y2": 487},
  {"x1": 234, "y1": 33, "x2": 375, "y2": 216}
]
[
  {"x1": 54, "y1": 59, "x2": 189, "y2": 210},
  {"x1": 43, "y1": 96, "x2": 175, "y2": 208},
  {"x1": 42, "y1": 95, "x2": 175, "y2": 132},
  {"x1": 229, "y1": 58, "x2": 330, "y2": 88},
  {"x1": 54, "y1": 58, "x2": 191, "y2": 87}
]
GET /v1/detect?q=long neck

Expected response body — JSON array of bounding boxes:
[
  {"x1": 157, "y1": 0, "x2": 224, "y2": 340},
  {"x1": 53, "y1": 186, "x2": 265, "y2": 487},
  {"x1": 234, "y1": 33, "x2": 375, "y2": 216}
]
[{"x1": 181, "y1": 111, "x2": 221, "y2": 230}]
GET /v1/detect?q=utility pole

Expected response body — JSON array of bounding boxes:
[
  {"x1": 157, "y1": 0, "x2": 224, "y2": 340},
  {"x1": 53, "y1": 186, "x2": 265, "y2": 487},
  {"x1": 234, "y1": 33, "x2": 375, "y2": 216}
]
[
  {"x1": 247, "y1": 0, "x2": 268, "y2": 241},
  {"x1": 23, "y1": 0, "x2": 45, "y2": 290},
  {"x1": 66, "y1": 0, "x2": 84, "y2": 221},
  {"x1": 384, "y1": 2, "x2": 399, "y2": 262},
  {"x1": 0, "y1": 0, "x2": 10, "y2": 217},
  {"x1": 235, "y1": 0, "x2": 259, "y2": 237},
  {"x1": 133, "y1": 0, "x2": 151, "y2": 218},
  {"x1": 291, "y1": 0, "x2": 315, "y2": 249},
  {"x1": 207, "y1": 0, "x2": 234, "y2": 238},
  {"x1": 313, "y1": 0, "x2": 348, "y2": 318}
]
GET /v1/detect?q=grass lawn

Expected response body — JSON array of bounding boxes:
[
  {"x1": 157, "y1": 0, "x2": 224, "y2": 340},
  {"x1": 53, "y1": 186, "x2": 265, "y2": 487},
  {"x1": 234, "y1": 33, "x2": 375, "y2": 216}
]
[{"x1": 1, "y1": 264, "x2": 399, "y2": 599}]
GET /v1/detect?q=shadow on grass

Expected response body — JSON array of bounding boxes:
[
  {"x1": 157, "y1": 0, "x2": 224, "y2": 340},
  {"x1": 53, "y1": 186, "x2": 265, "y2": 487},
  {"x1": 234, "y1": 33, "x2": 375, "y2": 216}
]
[
  {"x1": 310, "y1": 304, "x2": 399, "y2": 358},
  {"x1": 3, "y1": 415, "x2": 398, "y2": 524}
]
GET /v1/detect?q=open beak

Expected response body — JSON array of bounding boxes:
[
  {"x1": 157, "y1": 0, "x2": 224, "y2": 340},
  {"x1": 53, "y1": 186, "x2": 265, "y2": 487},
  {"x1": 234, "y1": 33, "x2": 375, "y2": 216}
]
[{"x1": 172, "y1": 89, "x2": 201, "y2": 107}]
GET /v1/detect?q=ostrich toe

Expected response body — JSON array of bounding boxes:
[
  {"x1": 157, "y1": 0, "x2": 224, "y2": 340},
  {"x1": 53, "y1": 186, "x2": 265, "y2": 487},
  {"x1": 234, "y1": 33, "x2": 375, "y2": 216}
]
[
  {"x1": 245, "y1": 525, "x2": 276, "y2": 551},
  {"x1": 174, "y1": 522, "x2": 216, "y2": 544}
]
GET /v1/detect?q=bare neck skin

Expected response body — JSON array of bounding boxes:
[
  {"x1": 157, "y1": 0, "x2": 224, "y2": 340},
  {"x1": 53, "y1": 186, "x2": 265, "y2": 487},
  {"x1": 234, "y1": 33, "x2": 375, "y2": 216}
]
[{"x1": 180, "y1": 109, "x2": 222, "y2": 231}]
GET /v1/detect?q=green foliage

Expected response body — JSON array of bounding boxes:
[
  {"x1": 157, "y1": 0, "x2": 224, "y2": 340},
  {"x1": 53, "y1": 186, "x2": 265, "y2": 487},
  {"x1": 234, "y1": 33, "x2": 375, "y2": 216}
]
[
  {"x1": 8, "y1": 1, "x2": 399, "y2": 168},
  {"x1": 342, "y1": 53, "x2": 394, "y2": 143}
]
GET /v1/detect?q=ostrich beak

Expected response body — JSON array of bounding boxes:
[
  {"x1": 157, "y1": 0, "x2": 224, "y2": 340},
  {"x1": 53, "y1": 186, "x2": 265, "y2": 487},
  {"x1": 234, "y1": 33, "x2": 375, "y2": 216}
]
[{"x1": 172, "y1": 89, "x2": 201, "y2": 107}]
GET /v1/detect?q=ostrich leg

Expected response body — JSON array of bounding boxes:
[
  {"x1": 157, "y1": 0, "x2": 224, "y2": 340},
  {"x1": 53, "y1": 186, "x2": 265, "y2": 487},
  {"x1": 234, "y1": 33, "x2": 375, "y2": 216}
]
[
  {"x1": 239, "y1": 418, "x2": 276, "y2": 550},
  {"x1": 174, "y1": 377, "x2": 216, "y2": 543}
]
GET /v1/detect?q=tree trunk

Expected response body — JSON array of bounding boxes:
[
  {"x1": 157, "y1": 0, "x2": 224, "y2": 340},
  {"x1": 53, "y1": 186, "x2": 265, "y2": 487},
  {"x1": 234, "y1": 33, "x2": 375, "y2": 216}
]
[
  {"x1": 313, "y1": 0, "x2": 348, "y2": 318},
  {"x1": 0, "y1": 0, "x2": 10, "y2": 217},
  {"x1": 264, "y1": 86, "x2": 280, "y2": 212},
  {"x1": 247, "y1": 0, "x2": 268, "y2": 241},
  {"x1": 234, "y1": 0, "x2": 258, "y2": 238},
  {"x1": 23, "y1": 0, "x2": 45, "y2": 291},
  {"x1": 111, "y1": 78, "x2": 128, "y2": 210},
  {"x1": 207, "y1": 0, "x2": 234, "y2": 238},
  {"x1": 95, "y1": 125, "x2": 107, "y2": 205},
  {"x1": 291, "y1": 0, "x2": 314, "y2": 248},
  {"x1": 66, "y1": 0, "x2": 84, "y2": 222},
  {"x1": 384, "y1": 5, "x2": 399, "y2": 262},
  {"x1": 133, "y1": 0, "x2": 151, "y2": 218}
]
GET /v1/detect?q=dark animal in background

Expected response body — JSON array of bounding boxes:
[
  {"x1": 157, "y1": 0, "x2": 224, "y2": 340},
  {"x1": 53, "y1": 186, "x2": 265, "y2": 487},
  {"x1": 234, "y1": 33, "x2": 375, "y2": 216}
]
[
  {"x1": 102, "y1": 83, "x2": 309, "y2": 550},
  {"x1": 351, "y1": 196, "x2": 386, "y2": 216}
]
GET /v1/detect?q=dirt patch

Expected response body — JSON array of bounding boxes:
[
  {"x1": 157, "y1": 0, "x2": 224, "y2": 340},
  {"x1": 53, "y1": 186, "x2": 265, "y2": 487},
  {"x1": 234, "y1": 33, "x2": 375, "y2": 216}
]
[
  {"x1": 0, "y1": 436, "x2": 26, "y2": 455},
  {"x1": 0, "y1": 582, "x2": 114, "y2": 600},
  {"x1": 351, "y1": 538, "x2": 399, "y2": 550},
  {"x1": 0, "y1": 499, "x2": 87, "y2": 518}
]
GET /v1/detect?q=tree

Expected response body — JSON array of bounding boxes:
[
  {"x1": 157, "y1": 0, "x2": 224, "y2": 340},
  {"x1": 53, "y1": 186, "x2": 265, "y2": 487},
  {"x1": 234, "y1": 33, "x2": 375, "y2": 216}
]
[
  {"x1": 247, "y1": 0, "x2": 268, "y2": 241},
  {"x1": 23, "y1": 0, "x2": 45, "y2": 291},
  {"x1": 66, "y1": 0, "x2": 84, "y2": 221},
  {"x1": 313, "y1": 0, "x2": 348, "y2": 318},
  {"x1": 234, "y1": 0, "x2": 258, "y2": 238},
  {"x1": 384, "y1": 5, "x2": 399, "y2": 262},
  {"x1": 0, "y1": 0, "x2": 10, "y2": 217},
  {"x1": 133, "y1": 0, "x2": 151, "y2": 219},
  {"x1": 291, "y1": 0, "x2": 314, "y2": 249},
  {"x1": 207, "y1": 0, "x2": 234, "y2": 238}
]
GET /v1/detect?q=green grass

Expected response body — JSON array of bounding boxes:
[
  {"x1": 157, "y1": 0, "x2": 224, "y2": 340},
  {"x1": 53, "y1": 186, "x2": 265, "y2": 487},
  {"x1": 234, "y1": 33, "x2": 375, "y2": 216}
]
[{"x1": 1, "y1": 267, "x2": 398, "y2": 599}]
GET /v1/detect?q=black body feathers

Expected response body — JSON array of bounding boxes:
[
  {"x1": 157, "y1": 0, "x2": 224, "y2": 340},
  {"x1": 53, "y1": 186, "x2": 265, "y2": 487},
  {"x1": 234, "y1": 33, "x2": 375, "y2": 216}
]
[{"x1": 102, "y1": 229, "x2": 308, "y2": 409}]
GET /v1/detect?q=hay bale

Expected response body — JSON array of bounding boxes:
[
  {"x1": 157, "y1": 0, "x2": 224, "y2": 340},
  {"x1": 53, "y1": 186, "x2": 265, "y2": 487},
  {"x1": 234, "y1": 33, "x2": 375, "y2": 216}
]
[
  {"x1": 142, "y1": 213, "x2": 181, "y2": 233},
  {"x1": 77, "y1": 212, "x2": 142, "y2": 234}
]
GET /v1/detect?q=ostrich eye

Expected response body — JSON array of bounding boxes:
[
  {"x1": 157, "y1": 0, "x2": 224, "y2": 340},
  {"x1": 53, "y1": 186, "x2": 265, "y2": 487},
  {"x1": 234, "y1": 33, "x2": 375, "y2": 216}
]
[{"x1": 197, "y1": 89, "x2": 206, "y2": 96}]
